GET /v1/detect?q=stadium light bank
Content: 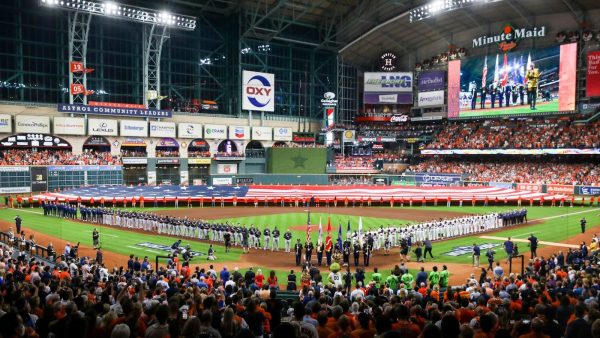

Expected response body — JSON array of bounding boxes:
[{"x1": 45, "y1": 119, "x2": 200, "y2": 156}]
[{"x1": 40, "y1": 0, "x2": 197, "y2": 31}]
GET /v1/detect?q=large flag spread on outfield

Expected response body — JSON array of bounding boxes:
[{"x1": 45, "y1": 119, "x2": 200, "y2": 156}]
[
  {"x1": 337, "y1": 222, "x2": 343, "y2": 252},
  {"x1": 481, "y1": 56, "x2": 488, "y2": 88},
  {"x1": 358, "y1": 217, "x2": 363, "y2": 244},
  {"x1": 306, "y1": 211, "x2": 311, "y2": 243}
]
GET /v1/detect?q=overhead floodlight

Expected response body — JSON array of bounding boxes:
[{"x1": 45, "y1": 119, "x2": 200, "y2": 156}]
[
  {"x1": 409, "y1": 0, "x2": 502, "y2": 23},
  {"x1": 39, "y1": 0, "x2": 197, "y2": 30}
]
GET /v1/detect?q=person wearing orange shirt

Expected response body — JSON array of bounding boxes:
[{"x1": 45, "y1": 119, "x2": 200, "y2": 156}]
[
  {"x1": 367, "y1": 196, "x2": 372, "y2": 207},
  {"x1": 422, "y1": 196, "x2": 426, "y2": 207},
  {"x1": 351, "y1": 313, "x2": 375, "y2": 338},
  {"x1": 187, "y1": 196, "x2": 192, "y2": 208},
  {"x1": 344, "y1": 196, "x2": 349, "y2": 207},
  {"x1": 139, "y1": 195, "x2": 144, "y2": 208},
  {"x1": 131, "y1": 196, "x2": 137, "y2": 208},
  {"x1": 390, "y1": 196, "x2": 394, "y2": 208},
  {"x1": 329, "y1": 316, "x2": 358, "y2": 338},
  {"x1": 28, "y1": 195, "x2": 33, "y2": 208},
  {"x1": 232, "y1": 195, "x2": 237, "y2": 207},
  {"x1": 472, "y1": 195, "x2": 476, "y2": 207},
  {"x1": 17, "y1": 195, "x2": 23, "y2": 208}
]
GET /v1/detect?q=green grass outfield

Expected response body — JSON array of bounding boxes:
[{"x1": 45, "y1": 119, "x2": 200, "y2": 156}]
[{"x1": 0, "y1": 206, "x2": 598, "y2": 285}]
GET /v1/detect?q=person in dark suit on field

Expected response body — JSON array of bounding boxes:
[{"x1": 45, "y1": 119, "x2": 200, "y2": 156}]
[
  {"x1": 480, "y1": 86, "x2": 487, "y2": 109},
  {"x1": 294, "y1": 239, "x2": 303, "y2": 266},
  {"x1": 470, "y1": 83, "x2": 478, "y2": 110},
  {"x1": 14, "y1": 215, "x2": 22, "y2": 234},
  {"x1": 528, "y1": 234, "x2": 538, "y2": 258},
  {"x1": 489, "y1": 84, "x2": 497, "y2": 108}
]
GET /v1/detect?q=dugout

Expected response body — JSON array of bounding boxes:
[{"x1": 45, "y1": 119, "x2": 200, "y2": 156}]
[{"x1": 187, "y1": 139, "x2": 211, "y2": 185}]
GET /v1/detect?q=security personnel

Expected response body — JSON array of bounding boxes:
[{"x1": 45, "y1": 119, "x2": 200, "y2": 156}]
[
  {"x1": 316, "y1": 240, "x2": 324, "y2": 266},
  {"x1": 294, "y1": 239, "x2": 303, "y2": 266},
  {"x1": 14, "y1": 215, "x2": 22, "y2": 234},
  {"x1": 363, "y1": 241, "x2": 371, "y2": 266},
  {"x1": 284, "y1": 230, "x2": 292, "y2": 253},
  {"x1": 527, "y1": 234, "x2": 538, "y2": 258},
  {"x1": 272, "y1": 227, "x2": 280, "y2": 251},
  {"x1": 353, "y1": 242, "x2": 361, "y2": 267},
  {"x1": 581, "y1": 218, "x2": 587, "y2": 234}
]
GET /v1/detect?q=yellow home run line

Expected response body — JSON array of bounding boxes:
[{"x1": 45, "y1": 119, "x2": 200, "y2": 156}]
[{"x1": 478, "y1": 235, "x2": 579, "y2": 249}]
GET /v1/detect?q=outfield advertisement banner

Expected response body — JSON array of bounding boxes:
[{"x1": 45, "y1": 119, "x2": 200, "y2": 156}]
[
  {"x1": 120, "y1": 120, "x2": 148, "y2": 137},
  {"x1": 546, "y1": 184, "x2": 575, "y2": 195},
  {"x1": 418, "y1": 71, "x2": 446, "y2": 91},
  {"x1": 88, "y1": 119, "x2": 118, "y2": 136},
  {"x1": 413, "y1": 173, "x2": 462, "y2": 186},
  {"x1": 488, "y1": 182, "x2": 514, "y2": 189},
  {"x1": 577, "y1": 186, "x2": 600, "y2": 196},
  {"x1": 30, "y1": 166, "x2": 48, "y2": 192},
  {"x1": 516, "y1": 183, "x2": 542, "y2": 193},
  {"x1": 363, "y1": 72, "x2": 413, "y2": 104},
  {"x1": 53, "y1": 117, "x2": 85, "y2": 135},
  {"x1": 149, "y1": 121, "x2": 176, "y2": 138},
  {"x1": 178, "y1": 123, "x2": 203, "y2": 139}
]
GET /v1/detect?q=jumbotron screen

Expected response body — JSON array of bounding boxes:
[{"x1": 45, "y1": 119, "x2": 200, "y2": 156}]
[{"x1": 448, "y1": 43, "x2": 577, "y2": 118}]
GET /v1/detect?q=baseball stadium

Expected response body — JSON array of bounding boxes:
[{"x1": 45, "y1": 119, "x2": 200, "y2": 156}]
[{"x1": 0, "y1": 0, "x2": 599, "y2": 337}]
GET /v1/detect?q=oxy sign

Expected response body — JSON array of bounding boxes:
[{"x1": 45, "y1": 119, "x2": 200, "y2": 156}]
[{"x1": 242, "y1": 70, "x2": 275, "y2": 112}]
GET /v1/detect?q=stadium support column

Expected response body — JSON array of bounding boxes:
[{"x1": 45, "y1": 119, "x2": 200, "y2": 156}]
[
  {"x1": 68, "y1": 11, "x2": 91, "y2": 105},
  {"x1": 143, "y1": 24, "x2": 169, "y2": 110}
]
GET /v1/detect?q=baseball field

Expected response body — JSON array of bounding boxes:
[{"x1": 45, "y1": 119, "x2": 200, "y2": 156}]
[{"x1": 0, "y1": 204, "x2": 598, "y2": 285}]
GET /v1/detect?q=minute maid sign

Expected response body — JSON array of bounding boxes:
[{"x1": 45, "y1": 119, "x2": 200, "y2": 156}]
[{"x1": 472, "y1": 24, "x2": 546, "y2": 52}]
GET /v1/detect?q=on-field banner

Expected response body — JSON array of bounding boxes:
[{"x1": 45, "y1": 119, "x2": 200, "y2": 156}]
[
  {"x1": 546, "y1": 184, "x2": 574, "y2": 195},
  {"x1": 413, "y1": 173, "x2": 461, "y2": 186},
  {"x1": 578, "y1": 186, "x2": 600, "y2": 196},
  {"x1": 217, "y1": 163, "x2": 238, "y2": 174},
  {"x1": 516, "y1": 183, "x2": 542, "y2": 193},
  {"x1": 53, "y1": 117, "x2": 85, "y2": 135},
  {"x1": 30, "y1": 166, "x2": 48, "y2": 192},
  {"x1": 178, "y1": 123, "x2": 203, "y2": 139},
  {"x1": 204, "y1": 124, "x2": 227, "y2": 139},
  {"x1": 587, "y1": 51, "x2": 600, "y2": 97},
  {"x1": 149, "y1": 121, "x2": 176, "y2": 138},
  {"x1": 120, "y1": 120, "x2": 148, "y2": 137},
  {"x1": 488, "y1": 182, "x2": 514, "y2": 189},
  {"x1": 88, "y1": 119, "x2": 118, "y2": 136},
  {"x1": 363, "y1": 72, "x2": 413, "y2": 104},
  {"x1": 58, "y1": 103, "x2": 172, "y2": 118},
  {"x1": 228, "y1": 126, "x2": 250, "y2": 140},
  {"x1": 15, "y1": 115, "x2": 50, "y2": 133},
  {"x1": 273, "y1": 127, "x2": 293, "y2": 141},
  {"x1": 0, "y1": 114, "x2": 11, "y2": 133},
  {"x1": 417, "y1": 90, "x2": 445, "y2": 107},
  {"x1": 418, "y1": 71, "x2": 446, "y2": 91},
  {"x1": 251, "y1": 126, "x2": 272, "y2": 141},
  {"x1": 242, "y1": 70, "x2": 275, "y2": 112}
]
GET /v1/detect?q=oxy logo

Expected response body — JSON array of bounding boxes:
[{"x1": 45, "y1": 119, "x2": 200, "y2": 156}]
[{"x1": 245, "y1": 75, "x2": 272, "y2": 108}]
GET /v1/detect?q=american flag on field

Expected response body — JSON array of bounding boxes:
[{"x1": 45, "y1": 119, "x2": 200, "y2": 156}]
[{"x1": 481, "y1": 56, "x2": 488, "y2": 88}]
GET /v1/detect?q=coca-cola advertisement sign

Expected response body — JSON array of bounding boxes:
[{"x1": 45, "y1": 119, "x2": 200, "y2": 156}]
[{"x1": 390, "y1": 114, "x2": 409, "y2": 123}]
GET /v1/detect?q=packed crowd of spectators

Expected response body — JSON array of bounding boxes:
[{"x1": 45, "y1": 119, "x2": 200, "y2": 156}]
[
  {"x1": 358, "y1": 123, "x2": 440, "y2": 138},
  {"x1": 329, "y1": 156, "x2": 376, "y2": 169},
  {"x1": 2, "y1": 214, "x2": 600, "y2": 338},
  {"x1": 155, "y1": 150, "x2": 180, "y2": 158},
  {"x1": 0, "y1": 149, "x2": 122, "y2": 166},
  {"x1": 215, "y1": 152, "x2": 244, "y2": 158},
  {"x1": 187, "y1": 150, "x2": 211, "y2": 158},
  {"x1": 428, "y1": 119, "x2": 600, "y2": 149},
  {"x1": 407, "y1": 157, "x2": 600, "y2": 185},
  {"x1": 120, "y1": 149, "x2": 147, "y2": 158}
]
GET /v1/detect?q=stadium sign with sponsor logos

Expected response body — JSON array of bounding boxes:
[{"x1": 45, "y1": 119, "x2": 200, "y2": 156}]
[
  {"x1": 363, "y1": 72, "x2": 413, "y2": 104},
  {"x1": 578, "y1": 186, "x2": 600, "y2": 196},
  {"x1": 242, "y1": 70, "x2": 275, "y2": 112},
  {"x1": 357, "y1": 136, "x2": 397, "y2": 143},
  {"x1": 0, "y1": 134, "x2": 70, "y2": 148},
  {"x1": 15, "y1": 115, "x2": 50, "y2": 133},
  {"x1": 53, "y1": 117, "x2": 85, "y2": 135},
  {"x1": 546, "y1": 184, "x2": 575, "y2": 195},
  {"x1": 149, "y1": 121, "x2": 176, "y2": 138},
  {"x1": 418, "y1": 90, "x2": 445, "y2": 107},
  {"x1": 418, "y1": 71, "x2": 446, "y2": 91},
  {"x1": 321, "y1": 92, "x2": 338, "y2": 107},
  {"x1": 177, "y1": 123, "x2": 203, "y2": 139},
  {"x1": 273, "y1": 127, "x2": 292, "y2": 141},
  {"x1": 204, "y1": 125, "x2": 227, "y2": 139},
  {"x1": 58, "y1": 104, "x2": 172, "y2": 118},
  {"x1": 516, "y1": 183, "x2": 542, "y2": 193},
  {"x1": 472, "y1": 24, "x2": 546, "y2": 51},
  {"x1": 379, "y1": 51, "x2": 399, "y2": 72},
  {"x1": 88, "y1": 119, "x2": 118, "y2": 136},
  {"x1": 444, "y1": 243, "x2": 500, "y2": 257},
  {"x1": 0, "y1": 114, "x2": 11, "y2": 133},
  {"x1": 413, "y1": 173, "x2": 462, "y2": 186},
  {"x1": 390, "y1": 114, "x2": 410, "y2": 123},
  {"x1": 120, "y1": 120, "x2": 148, "y2": 137}
]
